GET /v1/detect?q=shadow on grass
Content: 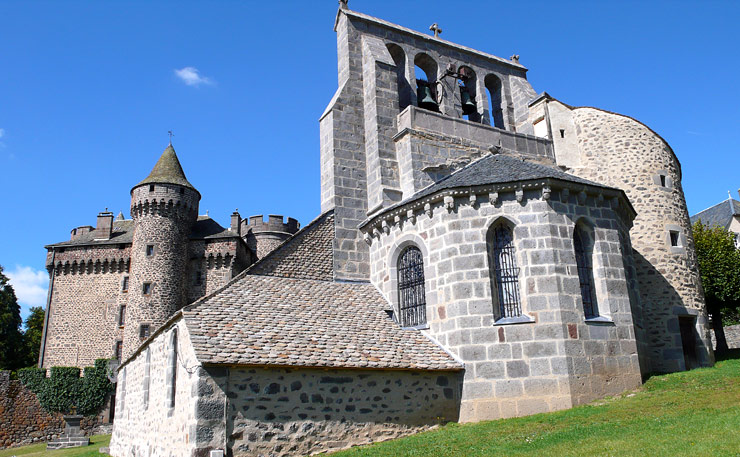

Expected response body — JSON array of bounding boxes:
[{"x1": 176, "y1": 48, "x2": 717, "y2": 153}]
[{"x1": 715, "y1": 348, "x2": 740, "y2": 362}]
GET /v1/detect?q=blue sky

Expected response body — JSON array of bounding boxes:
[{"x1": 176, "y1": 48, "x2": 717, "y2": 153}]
[{"x1": 1, "y1": 1, "x2": 738, "y2": 320}]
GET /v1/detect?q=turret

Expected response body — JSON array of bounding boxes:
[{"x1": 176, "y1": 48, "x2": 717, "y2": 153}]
[
  {"x1": 123, "y1": 144, "x2": 200, "y2": 359},
  {"x1": 241, "y1": 215, "x2": 299, "y2": 259}
]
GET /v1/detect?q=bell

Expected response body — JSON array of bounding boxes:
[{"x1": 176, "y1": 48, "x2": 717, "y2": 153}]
[
  {"x1": 460, "y1": 86, "x2": 477, "y2": 115},
  {"x1": 417, "y1": 82, "x2": 439, "y2": 112}
]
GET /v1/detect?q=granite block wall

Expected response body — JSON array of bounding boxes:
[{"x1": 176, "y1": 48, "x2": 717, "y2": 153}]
[{"x1": 365, "y1": 184, "x2": 642, "y2": 421}]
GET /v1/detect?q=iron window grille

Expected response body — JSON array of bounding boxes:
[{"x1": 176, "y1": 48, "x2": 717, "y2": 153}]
[
  {"x1": 139, "y1": 324, "x2": 151, "y2": 339},
  {"x1": 121, "y1": 276, "x2": 129, "y2": 292},
  {"x1": 492, "y1": 225, "x2": 522, "y2": 318},
  {"x1": 397, "y1": 246, "x2": 427, "y2": 327},
  {"x1": 574, "y1": 227, "x2": 598, "y2": 318},
  {"x1": 119, "y1": 305, "x2": 126, "y2": 327}
]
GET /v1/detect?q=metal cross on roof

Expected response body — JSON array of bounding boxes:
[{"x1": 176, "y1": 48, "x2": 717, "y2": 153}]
[
  {"x1": 429, "y1": 23, "x2": 442, "y2": 38},
  {"x1": 168, "y1": 130, "x2": 174, "y2": 145}
]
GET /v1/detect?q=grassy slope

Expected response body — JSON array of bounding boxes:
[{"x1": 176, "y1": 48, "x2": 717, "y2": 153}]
[
  {"x1": 3, "y1": 354, "x2": 739, "y2": 457},
  {"x1": 0, "y1": 435, "x2": 110, "y2": 457},
  {"x1": 333, "y1": 351, "x2": 740, "y2": 457}
]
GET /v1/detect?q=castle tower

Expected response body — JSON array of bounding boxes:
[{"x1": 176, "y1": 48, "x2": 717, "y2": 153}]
[
  {"x1": 123, "y1": 144, "x2": 200, "y2": 358},
  {"x1": 241, "y1": 215, "x2": 300, "y2": 259}
]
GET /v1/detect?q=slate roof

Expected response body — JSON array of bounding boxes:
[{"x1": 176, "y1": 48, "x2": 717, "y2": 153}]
[
  {"x1": 182, "y1": 274, "x2": 462, "y2": 371},
  {"x1": 247, "y1": 211, "x2": 334, "y2": 281},
  {"x1": 46, "y1": 216, "x2": 236, "y2": 248},
  {"x1": 365, "y1": 153, "x2": 617, "y2": 225},
  {"x1": 45, "y1": 220, "x2": 135, "y2": 248},
  {"x1": 134, "y1": 144, "x2": 197, "y2": 191},
  {"x1": 691, "y1": 198, "x2": 740, "y2": 230}
]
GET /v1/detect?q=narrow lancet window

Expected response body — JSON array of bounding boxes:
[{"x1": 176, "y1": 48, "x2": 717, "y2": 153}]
[
  {"x1": 169, "y1": 330, "x2": 178, "y2": 408},
  {"x1": 397, "y1": 246, "x2": 426, "y2": 327},
  {"x1": 492, "y1": 225, "x2": 522, "y2": 318},
  {"x1": 574, "y1": 225, "x2": 598, "y2": 318}
]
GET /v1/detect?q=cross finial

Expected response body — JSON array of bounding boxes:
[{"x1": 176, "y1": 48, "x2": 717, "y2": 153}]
[
  {"x1": 168, "y1": 130, "x2": 174, "y2": 145},
  {"x1": 429, "y1": 23, "x2": 442, "y2": 38}
]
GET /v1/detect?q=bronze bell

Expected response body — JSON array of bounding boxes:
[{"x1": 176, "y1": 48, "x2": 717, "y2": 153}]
[
  {"x1": 460, "y1": 86, "x2": 477, "y2": 115},
  {"x1": 417, "y1": 81, "x2": 439, "y2": 112}
]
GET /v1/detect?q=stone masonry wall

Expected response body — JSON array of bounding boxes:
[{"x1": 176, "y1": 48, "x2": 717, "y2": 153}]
[
  {"x1": 199, "y1": 366, "x2": 461, "y2": 457},
  {"x1": 187, "y1": 239, "x2": 246, "y2": 304},
  {"x1": 43, "y1": 245, "x2": 130, "y2": 368},
  {"x1": 559, "y1": 106, "x2": 713, "y2": 373},
  {"x1": 109, "y1": 319, "x2": 201, "y2": 457},
  {"x1": 322, "y1": 11, "x2": 538, "y2": 281},
  {"x1": 0, "y1": 371, "x2": 107, "y2": 450},
  {"x1": 125, "y1": 183, "x2": 199, "y2": 359},
  {"x1": 366, "y1": 185, "x2": 642, "y2": 421}
]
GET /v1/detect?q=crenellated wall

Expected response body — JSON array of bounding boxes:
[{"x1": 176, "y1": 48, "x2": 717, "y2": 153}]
[{"x1": 241, "y1": 214, "x2": 299, "y2": 259}]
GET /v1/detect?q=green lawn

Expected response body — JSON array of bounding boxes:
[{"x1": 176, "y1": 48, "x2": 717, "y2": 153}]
[
  {"x1": 332, "y1": 350, "x2": 740, "y2": 457},
  {"x1": 0, "y1": 435, "x2": 110, "y2": 457},
  {"x1": 4, "y1": 353, "x2": 739, "y2": 457}
]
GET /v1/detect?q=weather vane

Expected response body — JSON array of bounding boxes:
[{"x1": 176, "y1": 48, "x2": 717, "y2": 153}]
[{"x1": 168, "y1": 130, "x2": 174, "y2": 145}]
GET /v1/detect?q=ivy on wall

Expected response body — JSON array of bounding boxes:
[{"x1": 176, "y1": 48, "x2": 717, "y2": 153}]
[{"x1": 18, "y1": 359, "x2": 113, "y2": 416}]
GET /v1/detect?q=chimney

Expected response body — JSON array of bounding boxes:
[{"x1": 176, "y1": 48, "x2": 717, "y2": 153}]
[
  {"x1": 230, "y1": 210, "x2": 241, "y2": 236},
  {"x1": 95, "y1": 210, "x2": 114, "y2": 240}
]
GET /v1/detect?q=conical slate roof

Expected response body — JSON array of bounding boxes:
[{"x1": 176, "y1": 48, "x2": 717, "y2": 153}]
[{"x1": 134, "y1": 144, "x2": 197, "y2": 191}]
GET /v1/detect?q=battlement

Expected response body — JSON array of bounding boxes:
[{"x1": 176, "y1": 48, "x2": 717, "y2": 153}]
[
  {"x1": 244, "y1": 215, "x2": 300, "y2": 234},
  {"x1": 70, "y1": 226, "x2": 94, "y2": 240}
]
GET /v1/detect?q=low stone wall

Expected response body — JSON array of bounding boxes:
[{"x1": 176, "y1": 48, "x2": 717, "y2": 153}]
[
  {"x1": 199, "y1": 366, "x2": 463, "y2": 457},
  {"x1": 710, "y1": 324, "x2": 740, "y2": 350},
  {"x1": 0, "y1": 371, "x2": 109, "y2": 450}
]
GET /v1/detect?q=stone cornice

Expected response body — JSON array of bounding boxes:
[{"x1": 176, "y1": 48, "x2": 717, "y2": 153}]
[{"x1": 359, "y1": 178, "x2": 636, "y2": 241}]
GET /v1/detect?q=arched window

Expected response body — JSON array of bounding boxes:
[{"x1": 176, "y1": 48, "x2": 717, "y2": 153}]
[
  {"x1": 168, "y1": 330, "x2": 178, "y2": 408},
  {"x1": 414, "y1": 53, "x2": 439, "y2": 112},
  {"x1": 387, "y1": 43, "x2": 411, "y2": 112},
  {"x1": 490, "y1": 224, "x2": 522, "y2": 318},
  {"x1": 458, "y1": 66, "x2": 480, "y2": 123},
  {"x1": 397, "y1": 246, "x2": 426, "y2": 327},
  {"x1": 574, "y1": 224, "x2": 598, "y2": 318},
  {"x1": 484, "y1": 74, "x2": 505, "y2": 129}
]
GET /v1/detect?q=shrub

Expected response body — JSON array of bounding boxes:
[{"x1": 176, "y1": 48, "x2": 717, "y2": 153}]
[{"x1": 18, "y1": 359, "x2": 113, "y2": 416}]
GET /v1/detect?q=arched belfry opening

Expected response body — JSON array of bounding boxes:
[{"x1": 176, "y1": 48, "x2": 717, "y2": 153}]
[
  {"x1": 484, "y1": 73, "x2": 505, "y2": 129},
  {"x1": 386, "y1": 44, "x2": 412, "y2": 112},
  {"x1": 414, "y1": 53, "x2": 439, "y2": 112},
  {"x1": 458, "y1": 66, "x2": 480, "y2": 122}
]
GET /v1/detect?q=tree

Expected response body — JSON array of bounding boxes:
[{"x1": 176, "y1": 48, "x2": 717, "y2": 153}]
[
  {"x1": 692, "y1": 221, "x2": 740, "y2": 353},
  {"x1": 23, "y1": 306, "x2": 45, "y2": 367},
  {"x1": 0, "y1": 265, "x2": 24, "y2": 370}
]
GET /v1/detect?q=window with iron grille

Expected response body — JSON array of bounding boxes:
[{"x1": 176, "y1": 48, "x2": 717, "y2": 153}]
[
  {"x1": 139, "y1": 324, "x2": 151, "y2": 339},
  {"x1": 118, "y1": 305, "x2": 126, "y2": 327},
  {"x1": 397, "y1": 246, "x2": 426, "y2": 327},
  {"x1": 574, "y1": 225, "x2": 598, "y2": 318},
  {"x1": 491, "y1": 225, "x2": 522, "y2": 318}
]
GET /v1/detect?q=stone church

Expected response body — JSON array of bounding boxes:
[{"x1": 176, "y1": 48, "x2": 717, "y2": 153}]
[{"x1": 39, "y1": 3, "x2": 713, "y2": 456}]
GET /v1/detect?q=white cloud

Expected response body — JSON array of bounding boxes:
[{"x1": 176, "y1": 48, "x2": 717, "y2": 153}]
[
  {"x1": 174, "y1": 67, "x2": 214, "y2": 87},
  {"x1": 0, "y1": 128, "x2": 5, "y2": 138},
  {"x1": 6, "y1": 265, "x2": 48, "y2": 314}
]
